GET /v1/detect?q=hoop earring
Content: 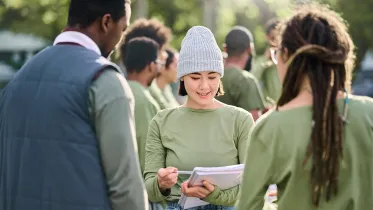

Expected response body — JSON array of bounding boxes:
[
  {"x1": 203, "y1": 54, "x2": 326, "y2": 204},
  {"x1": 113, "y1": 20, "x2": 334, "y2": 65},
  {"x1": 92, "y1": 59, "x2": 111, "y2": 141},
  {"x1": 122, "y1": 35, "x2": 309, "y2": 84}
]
[{"x1": 216, "y1": 86, "x2": 221, "y2": 96}]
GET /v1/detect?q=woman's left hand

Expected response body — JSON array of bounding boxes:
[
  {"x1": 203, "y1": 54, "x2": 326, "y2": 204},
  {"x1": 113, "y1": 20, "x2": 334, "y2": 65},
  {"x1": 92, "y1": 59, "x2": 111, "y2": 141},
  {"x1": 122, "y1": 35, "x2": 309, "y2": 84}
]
[{"x1": 181, "y1": 180, "x2": 215, "y2": 199}]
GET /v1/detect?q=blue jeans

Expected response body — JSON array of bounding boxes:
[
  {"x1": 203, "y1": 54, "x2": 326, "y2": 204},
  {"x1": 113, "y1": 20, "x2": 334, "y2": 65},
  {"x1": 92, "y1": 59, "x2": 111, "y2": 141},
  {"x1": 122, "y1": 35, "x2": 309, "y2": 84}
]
[
  {"x1": 166, "y1": 202, "x2": 235, "y2": 210},
  {"x1": 149, "y1": 200, "x2": 164, "y2": 210}
]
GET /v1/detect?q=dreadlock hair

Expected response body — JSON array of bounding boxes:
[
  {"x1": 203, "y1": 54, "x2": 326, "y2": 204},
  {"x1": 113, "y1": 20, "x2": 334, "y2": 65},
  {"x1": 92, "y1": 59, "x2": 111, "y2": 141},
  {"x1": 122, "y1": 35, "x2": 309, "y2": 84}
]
[{"x1": 277, "y1": 3, "x2": 355, "y2": 207}]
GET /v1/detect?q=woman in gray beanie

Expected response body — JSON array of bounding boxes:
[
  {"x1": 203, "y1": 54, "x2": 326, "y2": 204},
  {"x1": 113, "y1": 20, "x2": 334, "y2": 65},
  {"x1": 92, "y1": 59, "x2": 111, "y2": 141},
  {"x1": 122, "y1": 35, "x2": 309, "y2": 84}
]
[{"x1": 144, "y1": 26, "x2": 254, "y2": 210}]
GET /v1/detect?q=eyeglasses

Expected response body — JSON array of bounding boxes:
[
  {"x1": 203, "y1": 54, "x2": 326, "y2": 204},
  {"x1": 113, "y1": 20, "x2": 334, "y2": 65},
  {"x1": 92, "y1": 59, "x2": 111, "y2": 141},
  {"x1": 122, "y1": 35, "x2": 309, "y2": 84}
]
[
  {"x1": 269, "y1": 47, "x2": 279, "y2": 65},
  {"x1": 155, "y1": 59, "x2": 166, "y2": 66},
  {"x1": 154, "y1": 59, "x2": 166, "y2": 72}
]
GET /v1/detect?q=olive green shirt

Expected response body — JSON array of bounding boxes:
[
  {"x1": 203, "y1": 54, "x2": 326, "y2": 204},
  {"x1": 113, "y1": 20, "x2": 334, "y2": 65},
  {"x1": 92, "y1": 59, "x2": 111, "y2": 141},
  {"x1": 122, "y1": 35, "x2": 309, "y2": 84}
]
[
  {"x1": 128, "y1": 80, "x2": 160, "y2": 173},
  {"x1": 88, "y1": 69, "x2": 148, "y2": 210},
  {"x1": 144, "y1": 105, "x2": 254, "y2": 206},
  {"x1": 162, "y1": 84, "x2": 180, "y2": 108},
  {"x1": 217, "y1": 67, "x2": 266, "y2": 111},
  {"x1": 236, "y1": 95, "x2": 373, "y2": 210},
  {"x1": 149, "y1": 79, "x2": 179, "y2": 109},
  {"x1": 252, "y1": 56, "x2": 282, "y2": 104}
]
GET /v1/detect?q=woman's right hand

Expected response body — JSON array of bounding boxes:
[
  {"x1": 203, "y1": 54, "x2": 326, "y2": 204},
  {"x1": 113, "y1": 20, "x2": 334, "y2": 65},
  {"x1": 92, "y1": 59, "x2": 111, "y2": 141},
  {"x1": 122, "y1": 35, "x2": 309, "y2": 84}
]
[{"x1": 157, "y1": 167, "x2": 178, "y2": 191}]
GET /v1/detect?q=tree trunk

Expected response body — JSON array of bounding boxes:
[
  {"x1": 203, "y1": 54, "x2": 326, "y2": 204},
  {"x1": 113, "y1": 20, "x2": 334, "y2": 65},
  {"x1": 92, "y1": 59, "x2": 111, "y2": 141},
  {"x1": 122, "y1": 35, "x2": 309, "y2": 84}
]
[
  {"x1": 202, "y1": 0, "x2": 218, "y2": 34},
  {"x1": 134, "y1": 0, "x2": 149, "y2": 19}
]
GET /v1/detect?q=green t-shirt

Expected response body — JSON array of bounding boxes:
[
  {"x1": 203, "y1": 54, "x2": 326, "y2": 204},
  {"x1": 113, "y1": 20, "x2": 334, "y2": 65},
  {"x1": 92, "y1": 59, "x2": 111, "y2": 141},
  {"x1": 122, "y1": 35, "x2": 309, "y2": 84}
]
[
  {"x1": 252, "y1": 56, "x2": 282, "y2": 104},
  {"x1": 128, "y1": 81, "x2": 160, "y2": 174},
  {"x1": 144, "y1": 105, "x2": 255, "y2": 206},
  {"x1": 149, "y1": 80, "x2": 179, "y2": 110},
  {"x1": 216, "y1": 67, "x2": 266, "y2": 111},
  {"x1": 236, "y1": 95, "x2": 373, "y2": 210}
]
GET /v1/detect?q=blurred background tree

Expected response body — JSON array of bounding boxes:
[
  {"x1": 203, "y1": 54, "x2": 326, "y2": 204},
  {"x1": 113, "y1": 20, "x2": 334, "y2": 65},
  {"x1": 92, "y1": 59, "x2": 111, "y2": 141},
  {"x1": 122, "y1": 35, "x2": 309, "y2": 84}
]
[
  {"x1": 1, "y1": 0, "x2": 372, "y2": 69},
  {"x1": 320, "y1": 0, "x2": 373, "y2": 68}
]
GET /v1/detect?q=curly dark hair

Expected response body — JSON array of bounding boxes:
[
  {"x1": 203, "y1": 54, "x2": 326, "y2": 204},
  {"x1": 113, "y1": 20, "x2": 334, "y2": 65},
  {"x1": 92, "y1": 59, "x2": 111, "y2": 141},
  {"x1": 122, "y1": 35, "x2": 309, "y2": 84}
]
[{"x1": 120, "y1": 18, "x2": 172, "y2": 59}]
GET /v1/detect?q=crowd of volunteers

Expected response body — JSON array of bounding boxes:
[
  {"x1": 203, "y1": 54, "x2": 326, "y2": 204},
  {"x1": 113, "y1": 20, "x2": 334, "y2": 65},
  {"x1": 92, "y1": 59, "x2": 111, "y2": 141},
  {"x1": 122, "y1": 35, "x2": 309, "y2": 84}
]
[{"x1": 1, "y1": 1, "x2": 372, "y2": 210}]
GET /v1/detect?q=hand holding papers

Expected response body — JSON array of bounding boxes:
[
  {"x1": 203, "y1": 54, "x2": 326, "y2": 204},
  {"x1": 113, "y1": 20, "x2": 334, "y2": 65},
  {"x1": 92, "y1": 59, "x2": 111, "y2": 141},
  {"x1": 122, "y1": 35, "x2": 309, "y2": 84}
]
[
  {"x1": 178, "y1": 164, "x2": 245, "y2": 209},
  {"x1": 181, "y1": 180, "x2": 215, "y2": 200}
]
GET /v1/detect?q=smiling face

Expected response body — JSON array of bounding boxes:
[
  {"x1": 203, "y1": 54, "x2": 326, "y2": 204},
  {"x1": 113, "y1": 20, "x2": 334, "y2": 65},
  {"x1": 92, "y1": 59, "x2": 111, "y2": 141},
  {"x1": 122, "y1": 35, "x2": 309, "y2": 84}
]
[{"x1": 182, "y1": 71, "x2": 221, "y2": 107}]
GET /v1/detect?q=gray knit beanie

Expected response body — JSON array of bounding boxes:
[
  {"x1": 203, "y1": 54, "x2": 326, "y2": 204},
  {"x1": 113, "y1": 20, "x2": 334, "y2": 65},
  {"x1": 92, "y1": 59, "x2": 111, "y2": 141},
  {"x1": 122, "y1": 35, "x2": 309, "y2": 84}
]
[{"x1": 177, "y1": 26, "x2": 224, "y2": 79}]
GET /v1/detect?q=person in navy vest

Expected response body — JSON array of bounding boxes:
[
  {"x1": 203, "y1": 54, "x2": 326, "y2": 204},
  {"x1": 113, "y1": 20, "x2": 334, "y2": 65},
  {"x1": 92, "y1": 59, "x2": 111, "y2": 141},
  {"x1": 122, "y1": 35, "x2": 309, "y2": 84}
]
[{"x1": 0, "y1": 0, "x2": 148, "y2": 210}]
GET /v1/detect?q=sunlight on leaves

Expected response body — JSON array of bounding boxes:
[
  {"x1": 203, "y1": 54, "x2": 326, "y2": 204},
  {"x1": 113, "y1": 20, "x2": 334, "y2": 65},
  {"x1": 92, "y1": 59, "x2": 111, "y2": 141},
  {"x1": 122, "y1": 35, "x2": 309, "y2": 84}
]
[
  {"x1": 254, "y1": 26, "x2": 266, "y2": 50},
  {"x1": 40, "y1": 0, "x2": 52, "y2": 6},
  {"x1": 42, "y1": 11, "x2": 57, "y2": 24},
  {"x1": 245, "y1": 4, "x2": 259, "y2": 19},
  {"x1": 4, "y1": 0, "x2": 24, "y2": 8},
  {"x1": 216, "y1": 7, "x2": 236, "y2": 48}
]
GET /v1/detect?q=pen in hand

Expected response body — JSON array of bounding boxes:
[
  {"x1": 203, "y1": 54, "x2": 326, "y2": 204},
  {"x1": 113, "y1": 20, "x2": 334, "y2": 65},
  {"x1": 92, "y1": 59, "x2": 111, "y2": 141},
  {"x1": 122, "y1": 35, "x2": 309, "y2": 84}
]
[{"x1": 175, "y1": 170, "x2": 193, "y2": 175}]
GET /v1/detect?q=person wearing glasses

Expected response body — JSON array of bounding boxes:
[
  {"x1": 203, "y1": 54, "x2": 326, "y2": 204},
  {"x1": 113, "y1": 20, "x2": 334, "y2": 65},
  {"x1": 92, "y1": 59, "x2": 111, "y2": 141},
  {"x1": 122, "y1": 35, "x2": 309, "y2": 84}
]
[
  {"x1": 121, "y1": 37, "x2": 162, "y2": 175},
  {"x1": 120, "y1": 18, "x2": 173, "y2": 78},
  {"x1": 149, "y1": 48, "x2": 180, "y2": 109},
  {"x1": 252, "y1": 18, "x2": 282, "y2": 104},
  {"x1": 236, "y1": 3, "x2": 373, "y2": 210}
]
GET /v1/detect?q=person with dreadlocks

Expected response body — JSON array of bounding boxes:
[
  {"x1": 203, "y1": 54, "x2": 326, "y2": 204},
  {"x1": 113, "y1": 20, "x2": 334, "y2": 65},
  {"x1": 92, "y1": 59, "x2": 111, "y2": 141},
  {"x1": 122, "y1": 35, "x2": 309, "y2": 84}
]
[{"x1": 236, "y1": 3, "x2": 373, "y2": 210}]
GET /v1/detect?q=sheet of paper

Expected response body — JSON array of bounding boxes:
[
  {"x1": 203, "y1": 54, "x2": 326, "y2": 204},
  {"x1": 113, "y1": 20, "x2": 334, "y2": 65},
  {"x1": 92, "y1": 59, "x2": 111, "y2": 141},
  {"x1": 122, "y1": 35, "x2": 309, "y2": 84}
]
[{"x1": 178, "y1": 164, "x2": 245, "y2": 209}]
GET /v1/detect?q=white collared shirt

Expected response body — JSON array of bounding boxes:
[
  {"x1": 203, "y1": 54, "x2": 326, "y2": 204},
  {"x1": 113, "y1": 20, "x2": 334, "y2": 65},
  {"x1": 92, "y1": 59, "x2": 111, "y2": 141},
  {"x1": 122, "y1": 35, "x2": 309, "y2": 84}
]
[{"x1": 53, "y1": 31, "x2": 101, "y2": 56}]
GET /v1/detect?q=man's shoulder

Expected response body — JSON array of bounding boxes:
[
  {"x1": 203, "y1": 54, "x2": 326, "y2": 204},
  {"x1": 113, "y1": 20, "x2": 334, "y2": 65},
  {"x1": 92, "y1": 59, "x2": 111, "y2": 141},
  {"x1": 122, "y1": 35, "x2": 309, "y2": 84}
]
[
  {"x1": 148, "y1": 80, "x2": 163, "y2": 99},
  {"x1": 223, "y1": 67, "x2": 246, "y2": 81},
  {"x1": 94, "y1": 57, "x2": 122, "y2": 73},
  {"x1": 92, "y1": 69, "x2": 133, "y2": 101},
  {"x1": 241, "y1": 70, "x2": 258, "y2": 81},
  {"x1": 144, "y1": 90, "x2": 161, "y2": 111},
  {"x1": 224, "y1": 67, "x2": 257, "y2": 80},
  {"x1": 127, "y1": 81, "x2": 146, "y2": 99},
  {"x1": 127, "y1": 82, "x2": 159, "y2": 109}
]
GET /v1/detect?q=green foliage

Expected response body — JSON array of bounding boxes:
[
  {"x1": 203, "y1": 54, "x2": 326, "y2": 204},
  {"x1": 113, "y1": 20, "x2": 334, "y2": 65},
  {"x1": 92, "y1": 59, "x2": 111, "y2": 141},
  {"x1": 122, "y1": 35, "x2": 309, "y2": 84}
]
[
  {"x1": 320, "y1": 0, "x2": 373, "y2": 69},
  {"x1": 147, "y1": 0, "x2": 202, "y2": 50},
  {"x1": 0, "y1": 0, "x2": 371, "y2": 68},
  {"x1": 1, "y1": 0, "x2": 69, "y2": 41}
]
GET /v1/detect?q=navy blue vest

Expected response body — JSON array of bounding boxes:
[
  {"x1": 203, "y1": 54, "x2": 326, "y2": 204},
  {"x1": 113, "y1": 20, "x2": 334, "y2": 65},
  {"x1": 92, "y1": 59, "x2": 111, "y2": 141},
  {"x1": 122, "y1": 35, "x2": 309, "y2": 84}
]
[{"x1": 0, "y1": 45, "x2": 121, "y2": 210}]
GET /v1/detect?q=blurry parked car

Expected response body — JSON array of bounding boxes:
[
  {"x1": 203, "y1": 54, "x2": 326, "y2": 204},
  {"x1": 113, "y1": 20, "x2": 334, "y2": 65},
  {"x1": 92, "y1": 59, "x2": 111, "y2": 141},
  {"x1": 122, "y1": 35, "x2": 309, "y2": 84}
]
[{"x1": 352, "y1": 50, "x2": 373, "y2": 98}]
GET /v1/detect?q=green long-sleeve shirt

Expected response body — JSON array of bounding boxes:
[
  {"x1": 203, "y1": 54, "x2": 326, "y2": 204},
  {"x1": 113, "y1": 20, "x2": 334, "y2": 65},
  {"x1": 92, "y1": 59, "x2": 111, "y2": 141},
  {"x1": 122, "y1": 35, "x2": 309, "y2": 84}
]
[
  {"x1": 236, "y1": 95, "x2": 373, "y2": 210},
  {"x1": 149, "y1": 79, "x2": 179, "y2": 110},
  {"x1": 216, "y1": 67, "x2": 266, "y2": 111},
  {"x1": 144, "y1": 105, "x2": 254, "y2": 206},
  {"x1": 88, "y1": 69, "x2": 148, "y2": 210},
  {"x1": 252, "y1": 56, "x2": 282, "y2": 104},
  {"x1": 162, "y1": 84, "x2": 180, "y2": 108},
  {"x1": 128, "y1": 80, "x2": 160, "y2": 173}
]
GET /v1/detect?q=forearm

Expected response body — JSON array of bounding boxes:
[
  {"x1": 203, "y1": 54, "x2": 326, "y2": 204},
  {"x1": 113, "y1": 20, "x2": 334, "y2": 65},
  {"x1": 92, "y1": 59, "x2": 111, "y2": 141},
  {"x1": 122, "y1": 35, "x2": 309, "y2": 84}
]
[
  {"x1": 144, "y1": 173, "x2": 170, "y2": 203},
  {"x1": 203, "y1": 185, "x2": 240, "y2": 206},
  {"x1": 144, "y1": 118, "x2": 169, "y2": 203}
]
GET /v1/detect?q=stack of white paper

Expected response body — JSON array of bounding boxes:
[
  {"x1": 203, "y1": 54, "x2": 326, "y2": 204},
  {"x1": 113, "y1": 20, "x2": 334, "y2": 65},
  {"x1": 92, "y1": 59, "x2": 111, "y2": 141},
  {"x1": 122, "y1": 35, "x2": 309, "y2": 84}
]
[
  {"x1": 266, "y1": 184, "x2": 278, "y2": 203},
  {"x1": 178, "y1": 164, "x2": 245, "y2": 209}
]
